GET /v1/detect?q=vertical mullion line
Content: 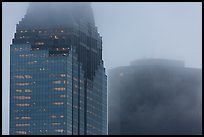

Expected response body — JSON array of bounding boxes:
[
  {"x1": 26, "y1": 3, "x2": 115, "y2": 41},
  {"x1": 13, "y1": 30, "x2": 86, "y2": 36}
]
[
  {"x1": 77, "y1": 27, "x2": 81, "y2": 135},
  {"x1": 78, "y1": 26, "x2": 81, "y2": 135},
  {"x1": 71, "y1": 45, "x2": 73, "y2": 135},
  {"x1": 66, "y1": 51, "x2": 68, "y2": 134},
  {"x1": 78, "y1": 60, "x2": 80, "y2": 135}
]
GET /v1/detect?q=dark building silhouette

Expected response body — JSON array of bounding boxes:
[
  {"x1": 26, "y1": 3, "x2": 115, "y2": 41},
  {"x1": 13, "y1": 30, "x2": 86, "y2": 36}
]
[
  {"x1": 10, "y1": 2, "x2": 107, "y2": 135},
  {"x1": 108, "y1": 59, "x2": 202, "y2": 135}
]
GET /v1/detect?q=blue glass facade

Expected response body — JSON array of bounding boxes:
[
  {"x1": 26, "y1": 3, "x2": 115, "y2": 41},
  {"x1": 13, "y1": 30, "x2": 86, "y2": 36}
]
[{"x1": 10, "y1": 3, "x2": 107, "y2": 135}]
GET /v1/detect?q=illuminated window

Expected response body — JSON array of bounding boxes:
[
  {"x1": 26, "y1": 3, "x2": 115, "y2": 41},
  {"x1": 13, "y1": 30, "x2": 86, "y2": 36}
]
[
  {"x1": 25, "y1": 89, "x2": 32, "y2": 92},
  {"x1": 24, "y1": 75, "x2": 32, "y2": 79},
  {"x1": 73, "y1": 77, "x2": 78, "y2": 81},
  {"x1": 40, "y1": 67, "x2": 45, "y2": 71},
  {"x1": 60, "y1": 74, "x2": 66, "y2": 77},
  {"x1": 16, "y1": 131, "x2": 27, "y2": 134},
  {"x1": 59, "y1": 95, "x2": 66, "y2": 98},
  {"x1": 51, "y1": 122, "x2": 61, "y2": 126},
  {"x1": 16, "y1": 124, "x2": 30, "y2": 127},
  {"x1": 19, "y1": 54, "x2": 29, "y2": 57},
  {"x1": 52, "y1": 102, "x2": 64, "y2": 105},
  {"x1": 16, "y1": 89, "x2": 23, "y2": 93},
  {"x1": 16, "y1": 103, "x2": 30, "y2": 107},
  {"x1": 15, "y1": 117, "x2": 20, "y2": 120},
  {"x1": 15, "y1": 75, "x2": 32, "y2": 79},
  {"x1": 15, "y1": 75, "x2": 24, "y2": 79},
  {"x1": 74, "y1": 85, "x2": 78, "y2": 88},
  {"x1": 28, "y1": 61, "x2": 37, "y2": 64},
  {"x1": 35, "y1": 42, "x2": 44, "y2": 45},
  {"x1": 16, "y1": 83, "x2": 30, "y2": 86},
  {"x1": 54, "y1": 35, "x2": 59, "y2": 39},
  {"x1": 52, "y1": 81, "x2": 61, "y2": 84},
  {"x1": 61, "y1": 30, "x2": 64, "y2": 32},
  {"x1": 50, "y1": 115, "x2": 57, "y2": 118},
  {"x1": 14, "y1": 48, "x2": 23, "y2": 51},
  {"x1": 60, "y1": 115, "x2": 64, "y2": 118},
  {"x1": 14, "y1": 96, "x2": 31, "y2": 100},
  {"x1": 21, "y1": 117, "x2": 31, "y2": 120},
  {"x1": 54, "y1": 129, "x2": 64, "y2": 133},
  {"x1": 53, "y1": 80, "x2": 67, "y2": 84},
  {"x1": 54, "y1": 87, "x2": 65, "y2": 91},
  {"x1": 15, "y1": 117, "x2": 31, "y2": 120}
]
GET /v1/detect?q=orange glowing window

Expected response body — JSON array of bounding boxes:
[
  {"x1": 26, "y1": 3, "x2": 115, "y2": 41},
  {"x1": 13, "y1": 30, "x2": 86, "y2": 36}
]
[
  {"x1": 15, "y1": 117, "x2": 20, "y2": 120},
  {"x1": 16, "y1": 89, "x2": 23, "y2": 93},
  {"x1": 15, "y1": 89, "x2": 32, "y2": 93},
  {"x1": 16, "y1": 103, "x2": 30, "y2": 107},
  {"x1": 21, "y1": 117, "x2": 31, "y2": 120},
  {"x1": 15, "y1": 75, "x2": 24, "y2": 79},
  {"x1": 16, "y1": 83, "x2": 30, "y2": 86},
  {"x1": 16, "y1": 124, "x2": 30, "y2": 127},
  {"x1": 25, "y1": 89, "x2": 32, "y2": 92},
  {"x1": 52, "y1": 81, "x2": 61, "y2": 84},
  {"x1": 55, "y1": 129, "x2": 64, "y2": 133},
  {"x1": 54, "y1": 87, "x2": 65, "y2": 91},
  {"x1": 14, "y1": 96, "x2": 31, "y2": 100},
  {"x1": 16, "y1": 131, "x2": 27, "y2": 134}
]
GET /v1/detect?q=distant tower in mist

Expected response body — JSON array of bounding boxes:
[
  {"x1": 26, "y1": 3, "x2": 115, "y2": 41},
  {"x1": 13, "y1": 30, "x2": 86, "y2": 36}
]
[
  {"x1": 108, "y1": 59, "x2": 202, "y2": 135},
  {"x1": 10, "y1": 2, "x2": 107, "y2": 135}
]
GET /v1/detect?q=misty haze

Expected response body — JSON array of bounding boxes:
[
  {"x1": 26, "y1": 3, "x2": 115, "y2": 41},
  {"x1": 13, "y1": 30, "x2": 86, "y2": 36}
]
[{"x1": 2, "y1": 2, "x2": 202, "y2": 135}]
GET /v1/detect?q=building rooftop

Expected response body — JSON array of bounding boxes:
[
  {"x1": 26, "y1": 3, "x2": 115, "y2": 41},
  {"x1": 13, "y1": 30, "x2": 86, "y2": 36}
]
[{"x1": 130, "y1": 58, "x2": 185, "y2": 67}]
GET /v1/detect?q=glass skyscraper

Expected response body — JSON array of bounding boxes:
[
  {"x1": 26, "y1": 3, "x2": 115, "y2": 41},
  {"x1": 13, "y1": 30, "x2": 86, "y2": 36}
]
[{"x1": 10, "y1": 2, "x2": 107, "y2": 135}]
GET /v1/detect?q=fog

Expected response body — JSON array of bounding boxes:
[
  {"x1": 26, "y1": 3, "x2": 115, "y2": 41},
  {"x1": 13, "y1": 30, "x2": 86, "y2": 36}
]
[
  {"x1": 108, "y1": 60, "x2": 202, "y2": 134},
  {"x1": 2, "y1": 2, "x2": 202, "y2": 135}
]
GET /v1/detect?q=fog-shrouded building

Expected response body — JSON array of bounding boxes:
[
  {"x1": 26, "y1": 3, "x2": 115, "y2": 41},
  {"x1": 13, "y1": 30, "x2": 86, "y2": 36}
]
[
  {"x1": 10, "y1": 2, "x2": 107, "y2": 135},
  {"x1": 108, "y1": 59, "x2": 202, "y2": 135}
]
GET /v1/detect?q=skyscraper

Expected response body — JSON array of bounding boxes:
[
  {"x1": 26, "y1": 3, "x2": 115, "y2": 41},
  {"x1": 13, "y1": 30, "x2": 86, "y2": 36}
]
[
  {"x1": 108, "y1": 59, "x2": 202, "y2": 135},
  {"x1": 10, "y1": 2, "x2": 107, "y2": 135}
]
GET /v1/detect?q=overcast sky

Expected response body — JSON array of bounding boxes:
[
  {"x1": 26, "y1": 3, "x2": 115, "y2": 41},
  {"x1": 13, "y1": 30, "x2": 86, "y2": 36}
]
[{"x1": 2, "y1": 2, "x2": 202, "y2": 135}]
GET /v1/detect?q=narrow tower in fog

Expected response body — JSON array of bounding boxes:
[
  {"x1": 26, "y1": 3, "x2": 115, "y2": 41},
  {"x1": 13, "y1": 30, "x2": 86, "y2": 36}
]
[{"x1": 10, "y1": 2, "x2": 107, "y2": 135}]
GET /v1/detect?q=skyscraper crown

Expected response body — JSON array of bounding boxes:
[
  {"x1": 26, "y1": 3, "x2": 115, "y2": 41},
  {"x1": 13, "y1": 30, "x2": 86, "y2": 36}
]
[{"x1": 18, "y1": 2, "x2": 95, "y2": 29}]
